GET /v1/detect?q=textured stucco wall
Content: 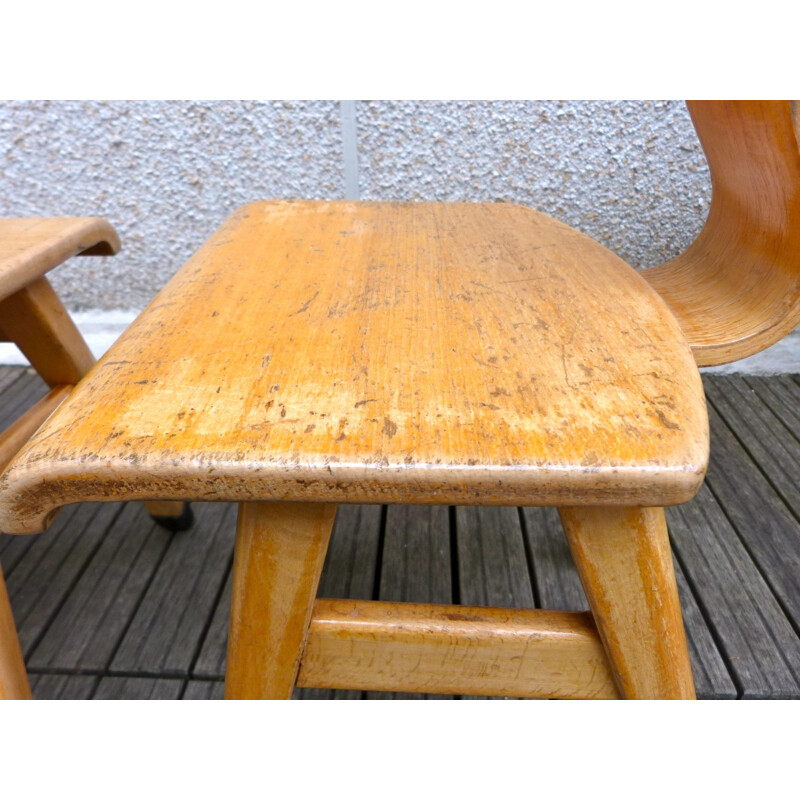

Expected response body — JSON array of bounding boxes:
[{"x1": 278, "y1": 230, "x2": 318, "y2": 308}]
[
  {"x1": 0, "y1": 100, "x2": 709, "y2": 311},
  {"x1": 0, "y1": 101, "x2": 344, "y2": 309},
  {"x1": 358, "y1": 101, "x2": 709, "y2": 268}
]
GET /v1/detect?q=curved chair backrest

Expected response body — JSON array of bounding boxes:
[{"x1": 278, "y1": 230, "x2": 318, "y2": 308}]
[{"x1": 641, "y1": 100, "x2": 800, "y2": 366}]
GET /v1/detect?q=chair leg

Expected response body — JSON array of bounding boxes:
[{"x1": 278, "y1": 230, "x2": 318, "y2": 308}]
[
  {"x1": 0, "y1": 564, "x2": 32, "y2": 700},
  {"x1": 225, "y1": 502, "x2": 337, "y2": 699},
  {"x1": 0, "y1": 277, "x2": 94, "y2": 386},
  {"x1": 559, "y1": 506, "x2": 695, "y2": 699}
]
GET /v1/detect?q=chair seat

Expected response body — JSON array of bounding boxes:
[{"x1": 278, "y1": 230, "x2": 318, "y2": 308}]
[
  {"x1": 0, "y1": 217, "x2": 119, "y2": 304},
  {"x1": 0, "y1": 201, "x2": 708, "y2": 533}
]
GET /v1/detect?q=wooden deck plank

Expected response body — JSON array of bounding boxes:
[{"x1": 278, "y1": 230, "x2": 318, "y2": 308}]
[
  {"x1": 521, "y1": 507, "x2": 588, "y2": 611},
  {"x1": 456, "y1": 507, "x2": 534, "y2": 609},
  {"x1": 706, "y1": 376, "x2": 800, "y2": 520},
  {"x1": 700, "y1": 388, "x2": 800, "y2": 639},
  {"x1": 368, "y1": 505, "x2": 452, "y2": 699},
  {"x1": 93, "y1": 676, "x2": 184, "y2": 700},
  {"x1": 6, "y1": 502, "x2": 123, "y2": 656},
  {"x1": 0, "y1": 365, "x2": 26, "y2": 397},
  {"x1": 521, "y1": 506, "x2": 736, "y2": 699},
  {"x1": 671, "y1": 555, "x2": 738, "y2": 699},
  {"x1": 1, "y1": 505, "x2": 82, "y2": 577},
  {"x1": 110, "y1": 503, "x2": 234, "y2": 676},
  {"x1": 317, "y1": 505, "x2": 383, "y2": 601},
  {"x1": 184, "y1": 680, "x2": 225, "y2": 700},
  {"x1": 0, "y1": 370, "x2": 48, "y2": 431},
  {"x1": 27, "y1": 502, "x2": 175, "y2": 672},
  {"x1": 31, "y1": 673, "x2": 98, "y2": 700},
  {"x1": 191, "y1": 569, "x2": 232, "y2": 681},
  {"x1": 741, "y1": 375, "x2": 800, "y2": 443},
  {"x1": 666, "y1": 481, "x2": 800, "y2": 698}
]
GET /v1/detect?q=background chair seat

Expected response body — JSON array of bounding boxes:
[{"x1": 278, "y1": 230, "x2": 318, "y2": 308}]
[{"x1": 0, "y1": 217, "x2": 119, "y2": 304}]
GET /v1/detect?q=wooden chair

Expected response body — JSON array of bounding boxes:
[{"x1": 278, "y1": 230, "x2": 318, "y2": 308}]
[
  {"x1": 0, "y1": 218, "x2": 192, "y2": 699},
  {"x1": 0, "y1": 100, "x2": 796, "y2": 700}
]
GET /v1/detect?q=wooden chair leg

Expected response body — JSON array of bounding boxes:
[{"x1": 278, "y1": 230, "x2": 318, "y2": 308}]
[
  {"x1": 0, "y1": 277, "x2": 94, "y2": 387},
  {"x1": 225, "y1": 502, "x2": 337, "y2": 699},
  {"x1": 0, "y1": 564, "x2": 32, "y2": 700},
  {"x1": 559, "y1": 506, "x2": 695, "y2": 699}
]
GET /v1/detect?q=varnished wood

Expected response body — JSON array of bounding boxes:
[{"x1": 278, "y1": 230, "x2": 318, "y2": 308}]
[
  {"x1": 296, "y1": 599, "x2": 619, "y2": 699},
  {"x1": 0, "y1": 384, "x2": 72, "y2": 473},
  {"x1": 0, "y1": 564, "x2": 31, "y2": 700},
  {"x1": 0, "y1": 201, "x2": 708, "y2": 533},
  {"x1": 559, "y1": 506, "x2": 695, "y2": 699},
  {"x1": 0, "y1": 217, "x2": 119, "y2": 304},
  {"x1": 643, "y1": 101, "x2": 800, "y2": 366},
  {"x1": 225, "y1": 501, "x2": 337, "y2": 699},
  {"x1": 0, "y1": 278, "x2": 95, "y2": 387}
]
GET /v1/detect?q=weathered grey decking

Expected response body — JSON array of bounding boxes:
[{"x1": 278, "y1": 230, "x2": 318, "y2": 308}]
[{"x1": 2, "y1": 365, "x2": 800, "y2": 700}]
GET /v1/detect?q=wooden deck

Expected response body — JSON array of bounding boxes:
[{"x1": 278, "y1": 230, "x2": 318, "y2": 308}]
[{"x1": 2, "y1": 365, "x2": 800, "y2": 699}]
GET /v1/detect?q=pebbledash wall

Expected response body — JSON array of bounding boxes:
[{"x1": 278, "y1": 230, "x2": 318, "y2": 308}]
[{"x1": 0, "y1": 100, "x2": 796, "y2": 372}]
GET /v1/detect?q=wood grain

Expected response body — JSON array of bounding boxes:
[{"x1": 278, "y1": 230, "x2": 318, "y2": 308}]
[
  {"x1": 26, "y1": 502, "x2": 173, "y2": 672},
  {"x1": 0, "y1": 201, "x2": 708, "y2": 532},
  {"x1": 521, "y1": 506, "x2": 735, "y2": 698},
  {"x1": 666, "y1": 482, "x2": 800, "y2": 698},
  {"x1": 560, "y1": 506, "x2": 695, "y2": 699},
  {"x1": 0, "y1": 278, "x2": 94, "y2": 387},
  {"x1": 110, "y1": 503, "x2": 234, "y2": 676},
  {"x1": 93, "y1": 676, "x2": 184, "y2": 700},
  {"x1": 643, "y1": 100, "x2": 800, "y2": 366},
  {"x1": 6, "y1": 502, "x2": 122, "y2": 656},
  {"x1": 30, "y1": 673, "x2": 97, "y2": 700},
  {"x1": 456, "y1": 506, "x2": 534, "y2": 609},
  {"x1": 296, "y1": 598, "x2": 619, "y2": 699},
  {"x1": 225, "y1": 501, "x2": 336, "y2": 699},
  {"x1": 0, "y1": 217, "x2": 119, "y2": 305}
]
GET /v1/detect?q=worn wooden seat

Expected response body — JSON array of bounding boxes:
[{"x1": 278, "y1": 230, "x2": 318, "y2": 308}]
[
  {"x1": 0, "y1": 217, "x2": 191, "y2": 699},
  {"x1": 0, "y1": 201, "x2": 708, "y2": 523},
  {"x1": 2, "y1": 100, "x2": 796, "y2": 700}
]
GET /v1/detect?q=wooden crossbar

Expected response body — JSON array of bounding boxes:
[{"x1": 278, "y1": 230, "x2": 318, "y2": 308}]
[
  {"x1": 0, "y1": 384, "x2": 72, "y2": 474},
  {"x1": 296, "y1": 599, "x2": 620, "y2": 699}
]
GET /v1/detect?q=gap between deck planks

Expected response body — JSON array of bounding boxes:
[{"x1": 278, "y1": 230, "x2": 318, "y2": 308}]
[{"x1": 2, "y1": 367, "x2": 800, "y2": 699}]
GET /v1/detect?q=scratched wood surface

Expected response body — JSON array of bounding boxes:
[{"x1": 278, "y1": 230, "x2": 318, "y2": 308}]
[
  {"x1": 0, "y1": 201, "x2": 709, "y2": 535},
  {"x1": 1, "y1": 367, "x2": 799, "y2": 699}
]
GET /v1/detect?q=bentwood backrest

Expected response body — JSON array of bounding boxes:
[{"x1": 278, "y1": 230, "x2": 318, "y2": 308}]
[{"x1": 642, "y1": 100, "x2": 800, "y2": 366}]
